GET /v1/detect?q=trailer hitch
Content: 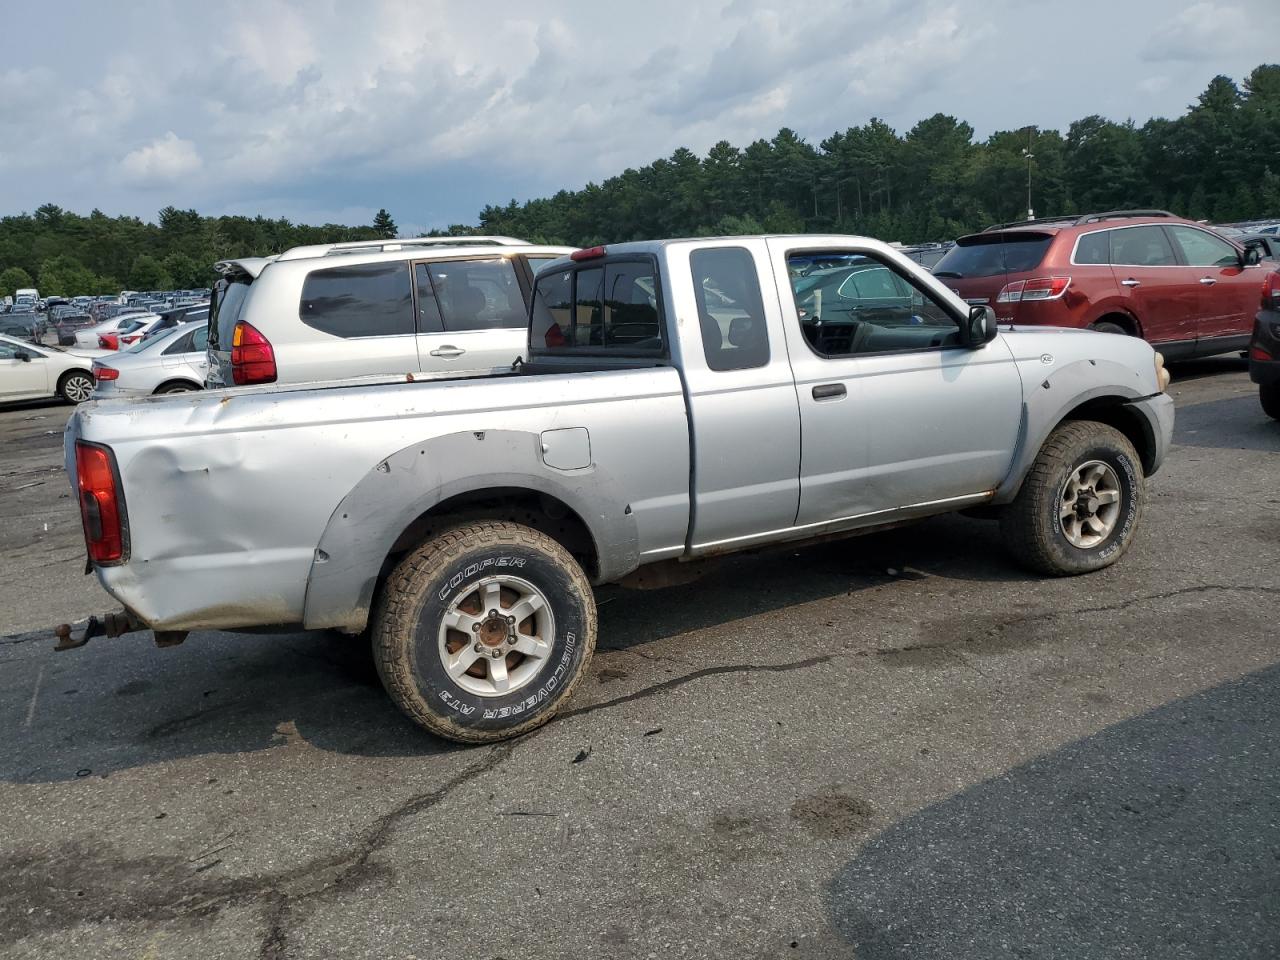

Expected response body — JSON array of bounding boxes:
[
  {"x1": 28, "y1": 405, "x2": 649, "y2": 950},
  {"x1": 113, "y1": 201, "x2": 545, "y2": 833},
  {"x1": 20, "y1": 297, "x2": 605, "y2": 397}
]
[{"x1": 53, "y1": 610, "x2": 144, "y2": 652}]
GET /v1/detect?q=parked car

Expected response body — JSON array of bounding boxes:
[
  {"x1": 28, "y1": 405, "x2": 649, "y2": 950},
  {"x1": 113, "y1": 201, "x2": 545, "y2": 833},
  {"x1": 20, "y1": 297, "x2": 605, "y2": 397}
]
[
  {"x1": 54, "y1": 314, "x2": 98, "y2": 346},
  {"x1": 98, "y1": 313, "x2": 172, "y2": 350},
  {"x1": 92, "y1": 321, "x2": 209, "y2": 398},
  {"x1": 933, "y1": 210, "x2": 1269, "y2": 359},
  {"x1": 76, "y1": 313, "x2": 157, "y2": 348},
  {"x1": 139, "y1": 305, "x2": 208, "y2": 344},
  {"x1": 205, "y1": 237, "x2": 576, "y2": 388},
  {"x1": 0, "y1": 333, "x2": 101, "y2": 403},
  {"x1": 1250, "y1": 271, "x2": 1280, "y2": 420},
  {"x1": 63, "y1": 234, "x2": 1173, "y2": 743},
  {"x1": 0, "y1": 318, "x2": 39, "y2": 342}
]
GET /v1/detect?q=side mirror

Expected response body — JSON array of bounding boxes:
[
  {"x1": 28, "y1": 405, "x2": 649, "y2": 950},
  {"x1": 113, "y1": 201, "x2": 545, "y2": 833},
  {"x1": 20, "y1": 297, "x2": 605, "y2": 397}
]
[
  {"x1": 14, "y1": 350, "x2": 31, "y2": 362},
  {"x1": 1242, "y1": 243, "x2": 1264, "y2": 267},
  {"x1": 965, "y1": 305, "x2": 998, "y2": 347}
]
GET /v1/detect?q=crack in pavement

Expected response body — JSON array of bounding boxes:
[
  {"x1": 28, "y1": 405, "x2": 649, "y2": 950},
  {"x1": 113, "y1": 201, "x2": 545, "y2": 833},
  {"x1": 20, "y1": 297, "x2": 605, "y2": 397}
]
[{"x1": 564, "y1": 583, "x2": 1280, "y2": 722}]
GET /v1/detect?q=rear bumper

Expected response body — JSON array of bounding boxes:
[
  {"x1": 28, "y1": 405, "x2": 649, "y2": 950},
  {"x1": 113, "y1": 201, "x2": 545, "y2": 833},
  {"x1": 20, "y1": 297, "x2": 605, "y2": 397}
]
[
  {"x1": 1128, "y1": 392, "x2": 1175, "y2": 477},
  {"x1": 1249, "y1": 309, "x2": 1280, "y2": 385}
]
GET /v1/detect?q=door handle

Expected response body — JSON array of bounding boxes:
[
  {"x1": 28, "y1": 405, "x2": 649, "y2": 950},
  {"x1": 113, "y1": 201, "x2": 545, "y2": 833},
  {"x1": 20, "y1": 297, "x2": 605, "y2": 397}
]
[
  {"x1": 1199, "y1": 277, "x2": 1217, "y2": 285},
  {"x1": 1120, "y1": 278, "x2": 1141, "y2": 287},
  {"x1": 429, "y1": 345, "x2": 465, "y2": 358},
  {"x1": 812, "y1": 383, "x2": 846, "y2": 401}
]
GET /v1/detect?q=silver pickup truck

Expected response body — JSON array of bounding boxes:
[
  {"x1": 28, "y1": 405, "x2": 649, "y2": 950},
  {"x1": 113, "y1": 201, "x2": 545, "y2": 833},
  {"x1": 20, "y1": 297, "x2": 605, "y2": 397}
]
[{"x1": 62, "y1": 235, "x2": 1174, "y2": 742}]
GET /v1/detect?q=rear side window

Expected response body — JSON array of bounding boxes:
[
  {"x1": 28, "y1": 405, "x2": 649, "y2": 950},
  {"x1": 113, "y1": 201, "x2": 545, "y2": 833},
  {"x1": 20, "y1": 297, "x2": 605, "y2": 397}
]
[
  {"x1": 1110, "y1": 226, "x2": 1176, "y2": 267},
  {"x1": 691, "y1": 247, "x2": 769, "y2": 371},
  {"x1": 299, "y1": 262, "x2": 413, "y2": 338},
  {"x1": 208, "y1": 277, "x2": 250, "y2": 352},
  {"x1": 1074, "y1": 231, "x2": 1111, "y2": 265},
  {"x1": 932, "y1": 235, "x2": 1052, "y2": 278},
  {"x1": 419, "y1": 257, "x2": 526, "y2": 333},
  {"x1": 530, "y1": 259, "x2": 662, "y2": 355}
]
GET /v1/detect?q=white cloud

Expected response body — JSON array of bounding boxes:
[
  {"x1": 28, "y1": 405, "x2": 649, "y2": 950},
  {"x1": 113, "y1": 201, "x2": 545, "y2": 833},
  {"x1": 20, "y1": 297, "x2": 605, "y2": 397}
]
[
  {"x1": 1142, "y1": 2, "x2": 1251, "y2": 61},
  {"x1": 119, "y1": 132, "x2": 203, "y2": 184}
]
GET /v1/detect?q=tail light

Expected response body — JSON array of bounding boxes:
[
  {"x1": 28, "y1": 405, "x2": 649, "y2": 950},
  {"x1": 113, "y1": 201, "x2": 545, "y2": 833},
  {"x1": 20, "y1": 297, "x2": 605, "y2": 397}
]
[
  {"x1": 570, "y1": 245, "x2": 607, "y2": 261},
  {"x1": 121, "y1": 334, "x2": 141, "y2": 345},
  {"x1": 94, "y1": 366, "x2": 119, "y2": 382},
  {"x1": 1250, "y1": 344, "x2": 1273, "y2": 362},
  {"x1": 99, "y1": 333, "x2": 119, "y2": 350},
  {"x1": 75, "y1": 441, "x2": 128, "y2": 564},
  {"x1": 997, "y1": 277, "x2": 1071, "y2": 303},
  {"x1": 231, "y1": 320, "x2": 276, "y2": 385},
  {"x1": 1262, "y1": 271, "x2": 1280, "y2": 310}
]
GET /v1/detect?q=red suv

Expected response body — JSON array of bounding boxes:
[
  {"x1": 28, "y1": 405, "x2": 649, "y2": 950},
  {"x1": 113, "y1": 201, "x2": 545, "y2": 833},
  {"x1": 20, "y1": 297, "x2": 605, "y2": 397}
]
[{"x1": 933, "y1": 210, "x2": 1269, "y2": 358}]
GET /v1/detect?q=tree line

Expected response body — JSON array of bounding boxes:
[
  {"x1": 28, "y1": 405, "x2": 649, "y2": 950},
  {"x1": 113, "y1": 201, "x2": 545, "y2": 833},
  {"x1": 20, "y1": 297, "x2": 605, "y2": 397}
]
[{"x1": 2, "y1": 64, "x2": 1277, "y2": 299}]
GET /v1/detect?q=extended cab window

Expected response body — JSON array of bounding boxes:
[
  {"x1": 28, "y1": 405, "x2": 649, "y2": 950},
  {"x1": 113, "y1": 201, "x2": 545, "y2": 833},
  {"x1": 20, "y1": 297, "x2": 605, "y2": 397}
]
[
  {"x1": 691, "y1": 247, "x2": 769, "y2": 371},
  {"x1": 789, "y1": 252, "x2": 961, "y2": 356},
  {"x1": 1168, "y1": 226, "x2": 1240, "y2": 267},
  {"x1": 419, "y1": 257, "x2": 526, "y2": 333},
  {"x1": 299, "y1": 261, "x2": 413, "y2": 338},
  {"x1": 531, "y1": 259, "x2": 662, "y2": 355}
]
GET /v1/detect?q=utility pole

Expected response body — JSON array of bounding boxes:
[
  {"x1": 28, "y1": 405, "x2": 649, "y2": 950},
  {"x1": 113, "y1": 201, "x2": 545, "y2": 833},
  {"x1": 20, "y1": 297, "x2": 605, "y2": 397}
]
[{"x1": 1022, "y1": 128, "x2": 1035, "y2": 221}]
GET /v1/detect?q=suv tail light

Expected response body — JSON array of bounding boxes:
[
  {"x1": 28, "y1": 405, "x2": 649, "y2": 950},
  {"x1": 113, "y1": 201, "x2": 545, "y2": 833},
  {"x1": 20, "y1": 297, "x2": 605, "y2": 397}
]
[
  {"x1": 99, "y1": 333, "x2": 119, "y2": 350},
  {"x1": 94, "y1": 366, "x2": 119, "y2": 381},
  {"x1": 75, "y1": 441, "x2": 128, "y2": 564},
  {"x1": 231, "y1": 320, "x2": 276, "y2": 385},
  {"x1": 1262, "y1": 271, "x2": 1280, "y2": 310},
  {"x1": 997, "y1": 277, "x2": 1071, "y2": 303}
]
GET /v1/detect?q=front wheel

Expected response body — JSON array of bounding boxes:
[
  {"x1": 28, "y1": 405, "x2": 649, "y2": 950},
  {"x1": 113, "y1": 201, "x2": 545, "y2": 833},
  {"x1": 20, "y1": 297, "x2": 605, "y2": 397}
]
[
  {"x1": 60, "y1": 371, "x2": 94, "y2": 404},
  {"x1": 373, "y1": 521, "x2": 596, "y2": 743},
  {"x1": 1000, "y1": 421, "x2": 1144, "y2": 576},
  {"x1": 1261, "y1": 382, "x2": 1280, "y2": 421}
]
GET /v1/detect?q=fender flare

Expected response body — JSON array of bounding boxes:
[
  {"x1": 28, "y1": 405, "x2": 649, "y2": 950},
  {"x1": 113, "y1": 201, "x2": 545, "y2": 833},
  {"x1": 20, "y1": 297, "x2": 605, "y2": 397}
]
[
  {"x1": 993, "y1": 358, "x2": 1151, "y2": 504},
  {"x1": 301, "y1": 429, "x2": 639, "y2": 632}
]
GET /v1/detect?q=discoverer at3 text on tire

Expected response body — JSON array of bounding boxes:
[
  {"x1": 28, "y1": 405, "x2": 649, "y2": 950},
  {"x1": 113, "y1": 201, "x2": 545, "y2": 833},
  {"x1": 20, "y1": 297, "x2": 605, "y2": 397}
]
[
  {"x1": 372, "y1": 521, "x2": 596, "y2": 744},
  {"x1": 1000, "y1": 421, "x2": 1145, "y2": 576}
]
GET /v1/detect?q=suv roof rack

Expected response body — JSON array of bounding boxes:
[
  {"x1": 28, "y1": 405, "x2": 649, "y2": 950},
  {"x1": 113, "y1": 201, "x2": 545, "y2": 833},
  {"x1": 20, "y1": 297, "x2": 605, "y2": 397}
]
[
  {"x1": 981, "y1": 210, "x2": 1178, "y2": 233},
  {"x1": 274, "y1": 236, "x2": 530, "y2": 262}
]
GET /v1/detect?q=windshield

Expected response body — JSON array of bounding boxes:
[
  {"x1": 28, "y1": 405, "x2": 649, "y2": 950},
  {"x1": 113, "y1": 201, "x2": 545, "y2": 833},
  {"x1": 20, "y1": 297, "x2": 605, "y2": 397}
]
[{"x1": 933, "y1": 234, "x2": 1053, "y2": 279}]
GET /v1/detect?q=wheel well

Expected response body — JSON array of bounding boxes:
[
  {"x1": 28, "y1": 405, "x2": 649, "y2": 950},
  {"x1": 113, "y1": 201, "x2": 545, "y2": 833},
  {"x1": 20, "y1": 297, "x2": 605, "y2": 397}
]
[
  {"x1": 1093, "y1": 312, "x2": 1141, "y2": 337},
  {"x1": 381, "y1": 487, "x2": 600, "y2": 585},
  {"x1": 1059, "y1": 397, "x2": 1158, "y2": 475},
  {"x1": 153, "y1": 378, "x2": 202, "y2": 394}
]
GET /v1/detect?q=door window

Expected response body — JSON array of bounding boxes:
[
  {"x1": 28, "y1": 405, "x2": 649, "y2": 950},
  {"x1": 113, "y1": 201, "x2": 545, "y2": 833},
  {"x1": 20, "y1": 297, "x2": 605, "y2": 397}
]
[
  {"x1": 420, "y1": 258, "x2": 525, "y2": 332},
  {"x1": 1168, "y1": 226, "x2": 1240, "y2": 267},
  {"x1": 788, "y1": 252, "x2": 961, "y2": 356},
  {"x1": 300, "y1": 262, "x2": 413, "y2": 338},
  {"x1": 163, "y1": 330, "x2": 196, "y2": 354},
  {"x1": 0, "y1": 343, "x2": 16, "y2": 360},
  {"x1": 1109, "y1": 226, "x2": 1177, "y2": 267},
  {"x1": 691, "y1": 247, "x2": 769, "y2": 371}
]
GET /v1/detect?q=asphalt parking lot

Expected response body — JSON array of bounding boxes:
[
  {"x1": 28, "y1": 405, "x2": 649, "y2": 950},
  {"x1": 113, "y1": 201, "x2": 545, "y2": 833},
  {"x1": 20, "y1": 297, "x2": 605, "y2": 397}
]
[{"x1": 1, "y1": 358, "x2": 1277, "y2": 959}]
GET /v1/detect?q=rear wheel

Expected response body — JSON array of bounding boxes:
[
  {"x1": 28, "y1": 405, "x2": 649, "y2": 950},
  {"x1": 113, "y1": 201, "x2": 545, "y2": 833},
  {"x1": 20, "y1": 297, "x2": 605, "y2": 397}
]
[
  {"x1": 156, "y1": 381, "x2": 198, "y2": 394},
  {"x1": 59, "y1": 371, "x2": 94, "y2": 404},
  {"x1": 1001, "y1": 421, "x2": 1144, "y2": 576},
  {"x1": 373, "y1": 521, "x2": 596, "y2": 743},
  {"x1": 1090, "y1": 320, "x2": 1129, "y2": 336},
  {"x1": 1261, "y1": 382, "x2": 1280, "y2": 421}
]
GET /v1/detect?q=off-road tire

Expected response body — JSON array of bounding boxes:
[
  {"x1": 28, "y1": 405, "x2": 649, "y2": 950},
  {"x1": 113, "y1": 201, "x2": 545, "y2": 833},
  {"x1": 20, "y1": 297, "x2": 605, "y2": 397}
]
[
  {"x1": 1260, "y1": 382, "x2": 1280, "y2": 421},
  {"x1": 1000, "y1": 421, "x2": 1144, "y2": 576},
  {"x1": 373, "y1": 521, "x2": 596, "y2": 743}
]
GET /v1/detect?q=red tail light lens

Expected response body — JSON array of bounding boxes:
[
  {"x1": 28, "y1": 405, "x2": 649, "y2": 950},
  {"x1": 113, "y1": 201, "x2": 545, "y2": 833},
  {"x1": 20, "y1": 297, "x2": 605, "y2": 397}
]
[
  {"x1": 99, "y1": 333, "x2": 119, "y2": 350},
  {"x1": 998, "y1": 277, "x2": 1071, "y2": 303},
  {"x1": 570, "y1": 245, "x2": 607, "y2": 261},
  {"x1": 1262, "y1": 271, "x2": 1280, "y2": 310},
  {"x1": 1250, "y1": 344, "x2": 1273, "y2": 362},
  {"x1": 75, "y1": 441, "x2": 127, "y2": 564},
  {"x1": 94, "y1": 366, "x2": 119, "y2": 381},
  {"x1": 231, "y1": 320, "x2": 276, "y2": 385}
]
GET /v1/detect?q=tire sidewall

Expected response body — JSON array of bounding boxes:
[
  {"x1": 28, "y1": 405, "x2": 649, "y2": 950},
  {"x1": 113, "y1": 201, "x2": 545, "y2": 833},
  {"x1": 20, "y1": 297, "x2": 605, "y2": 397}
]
[
  {"x1": 404, "y1": 541, "x2": 591, "y2": 736},
  {"x1": 1047, "y1": 437, "x2": 1141, "y2": 572}
]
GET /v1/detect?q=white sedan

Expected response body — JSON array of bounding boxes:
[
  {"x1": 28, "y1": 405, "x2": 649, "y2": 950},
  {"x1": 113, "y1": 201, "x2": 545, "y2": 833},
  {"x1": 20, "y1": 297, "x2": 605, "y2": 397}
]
[
  {"x1": 91, "y1": 321, "x2": 209, "y2": 398},
  {"x1": 75, "y1": 313, "x2": 157, "y2": 348},
  {"x1": 0, "y1": 333, "x2": 104, "y2": 404}
]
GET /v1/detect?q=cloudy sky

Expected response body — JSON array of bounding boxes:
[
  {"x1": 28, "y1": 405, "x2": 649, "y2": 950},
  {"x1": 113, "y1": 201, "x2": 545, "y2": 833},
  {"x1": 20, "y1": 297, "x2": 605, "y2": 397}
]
[{"x1": 1, "y1": 0, "x2": 1275, "y2": 234}]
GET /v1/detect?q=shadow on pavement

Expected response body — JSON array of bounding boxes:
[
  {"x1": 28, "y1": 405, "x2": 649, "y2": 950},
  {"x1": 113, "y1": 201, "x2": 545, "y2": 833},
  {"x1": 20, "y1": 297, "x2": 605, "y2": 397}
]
[
  {"x1": 4, "y1": 513, "x2": 1029, "y2": 783},
  {"x1": 827, "y1": 662, "x2": 1280, "y2": 959},
  {"x1": 1172, "y1": 393, "x2": 1280, "y2": 453}
]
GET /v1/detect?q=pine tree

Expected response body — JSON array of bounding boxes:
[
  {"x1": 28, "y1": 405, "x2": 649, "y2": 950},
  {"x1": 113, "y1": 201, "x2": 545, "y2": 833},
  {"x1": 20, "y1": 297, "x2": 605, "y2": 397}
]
[{"x1": 372, "y1": 208, "x2": 398, "y2": 239}]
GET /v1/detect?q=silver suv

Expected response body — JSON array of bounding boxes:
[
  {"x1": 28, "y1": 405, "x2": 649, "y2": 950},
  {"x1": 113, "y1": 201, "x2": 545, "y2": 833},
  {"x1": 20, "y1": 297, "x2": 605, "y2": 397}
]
[{"x1": 205, "y1": 237, "x2": 575, "y2": 387}]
